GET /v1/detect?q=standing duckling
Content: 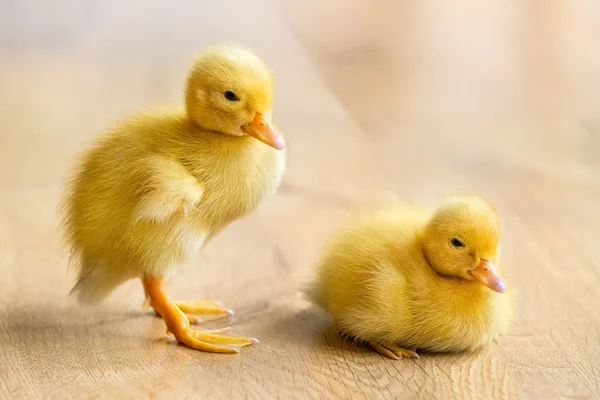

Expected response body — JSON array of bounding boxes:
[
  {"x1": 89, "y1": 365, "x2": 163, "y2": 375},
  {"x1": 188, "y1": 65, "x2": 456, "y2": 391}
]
[
  {"x1": 61, "y1": 44, "x2": 286, "y2": 353},
  {"x1": 307, "y1": 196, "x2": 513, "y2": 359}
]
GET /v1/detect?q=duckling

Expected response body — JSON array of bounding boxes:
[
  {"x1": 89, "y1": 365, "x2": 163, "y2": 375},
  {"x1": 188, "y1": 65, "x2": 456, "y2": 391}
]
[
  {"x1": 61, "y1": 44, "x2": 286, "y2": 354},
  {"x1": 307, "y1": 196, "x2": 513, "y2": 359}
]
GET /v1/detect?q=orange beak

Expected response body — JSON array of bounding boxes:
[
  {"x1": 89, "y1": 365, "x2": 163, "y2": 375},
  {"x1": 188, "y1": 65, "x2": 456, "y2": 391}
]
[
  {"x1": 470, "y1": 259, "x2": 507, "y2": 293},
  {"x1": 242, "y1": 113, "x2": 286, "y2": 150}
]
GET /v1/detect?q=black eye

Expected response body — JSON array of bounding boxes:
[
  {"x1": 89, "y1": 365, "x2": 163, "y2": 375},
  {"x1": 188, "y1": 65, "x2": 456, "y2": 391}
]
[
  {"x1": 223, "y1": 90, "x2": 239, "y2": 102},
  {"x1": 451, "y1": 238, "x2": 465, "y2": 248}
]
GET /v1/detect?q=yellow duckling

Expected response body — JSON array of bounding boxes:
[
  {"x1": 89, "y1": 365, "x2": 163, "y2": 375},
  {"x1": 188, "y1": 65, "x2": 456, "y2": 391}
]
[
  {"x1": 61, "y1": 44, "x2": 286, "y2": 354},
  {"x1": 307, "y1": 196, "x2": 513, "y2": 359}
]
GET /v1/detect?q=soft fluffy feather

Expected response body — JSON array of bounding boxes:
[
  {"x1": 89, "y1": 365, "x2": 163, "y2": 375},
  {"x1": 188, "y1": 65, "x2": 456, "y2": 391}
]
[
  {"x1": 308, "y1": 196, "x2": 513, "y2": 353},
  {"x1": 61, "y1": 44, "x2": 286, "y2": 304}
]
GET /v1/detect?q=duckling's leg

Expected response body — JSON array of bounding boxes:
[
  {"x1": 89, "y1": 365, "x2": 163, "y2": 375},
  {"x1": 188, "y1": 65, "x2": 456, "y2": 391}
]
[
  {"x1": 142, "y1": 275, "x2": 257, "y2": 353},
  {"x1": 370, "y1": 342, "x2": 419, "y2": 360}
]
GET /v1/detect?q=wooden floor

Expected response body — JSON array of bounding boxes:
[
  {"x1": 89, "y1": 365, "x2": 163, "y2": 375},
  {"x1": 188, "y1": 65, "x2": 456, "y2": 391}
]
[{"x1": 1, "y1": 0, "x2": 599, "y2": 398}]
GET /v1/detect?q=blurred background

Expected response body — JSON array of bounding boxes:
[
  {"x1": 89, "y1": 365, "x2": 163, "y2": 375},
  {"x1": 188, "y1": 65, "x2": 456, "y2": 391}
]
[{"x1": 1, "y1": 1, "x2": 599, "y2": 398}]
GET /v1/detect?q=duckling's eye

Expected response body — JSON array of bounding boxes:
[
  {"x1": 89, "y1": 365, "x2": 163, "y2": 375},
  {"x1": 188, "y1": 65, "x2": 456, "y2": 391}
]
[
  {"x1": 451, "y1": 238, "x2": 465, "y2": 248},
  {"x1": 223, "y1": 90, "x2": 239, "y2": 102}
]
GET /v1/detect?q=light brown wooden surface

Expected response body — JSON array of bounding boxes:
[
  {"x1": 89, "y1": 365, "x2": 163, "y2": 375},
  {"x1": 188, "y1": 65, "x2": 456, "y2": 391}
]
[{"x1": 1, "y1": 1, "x2": 599, "y2": 399}]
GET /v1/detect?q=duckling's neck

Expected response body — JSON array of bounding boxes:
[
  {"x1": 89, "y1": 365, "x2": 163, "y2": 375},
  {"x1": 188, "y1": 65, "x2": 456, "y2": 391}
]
[
  {"x1": 184, "y1": 118, "x2": 256, "y2": 148},
  {"x1": 184, "y1": 121, "x2": 280, "y2": 175},
  {"x1": 210, "y1": 131, "x2": 265, "y2": 159}
]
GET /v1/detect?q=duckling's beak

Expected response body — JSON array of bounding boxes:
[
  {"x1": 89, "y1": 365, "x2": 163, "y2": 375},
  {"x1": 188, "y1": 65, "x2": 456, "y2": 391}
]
[
  {"x1": 242, "y1": 113, "x2": 286, "y2": 150},
  {"x1": 471, "y1": 259, "x2": 506, "y2": 293}
]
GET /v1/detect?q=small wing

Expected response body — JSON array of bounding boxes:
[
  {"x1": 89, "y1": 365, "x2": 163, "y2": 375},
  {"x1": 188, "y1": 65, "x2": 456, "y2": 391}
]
[{"x1": 134, "y1": 156, "x2": 203, "y2": 223}]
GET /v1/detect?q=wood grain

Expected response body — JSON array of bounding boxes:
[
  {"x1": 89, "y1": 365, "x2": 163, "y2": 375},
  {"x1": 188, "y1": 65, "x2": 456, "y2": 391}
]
[{"x1": 1, "y1": 0, "x2": 599, "y2": 398}]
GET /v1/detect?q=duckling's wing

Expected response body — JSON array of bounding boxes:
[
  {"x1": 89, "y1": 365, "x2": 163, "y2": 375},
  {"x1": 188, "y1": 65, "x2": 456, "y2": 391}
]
[{"x1": 134, "y1": 156, "x2": 203, "y2": 222}]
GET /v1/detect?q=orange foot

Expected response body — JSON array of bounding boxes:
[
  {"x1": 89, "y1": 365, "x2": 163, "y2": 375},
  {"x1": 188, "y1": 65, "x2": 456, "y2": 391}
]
[
  {"x1": 370, "y1": 342, "x2": 419, "y2": 360},
  {"x1": 143, "y1": 297, "x2": 233, "y2": 324},
  {"x1": 142, "y1": 276, "x2": 257, "y2": 354}
]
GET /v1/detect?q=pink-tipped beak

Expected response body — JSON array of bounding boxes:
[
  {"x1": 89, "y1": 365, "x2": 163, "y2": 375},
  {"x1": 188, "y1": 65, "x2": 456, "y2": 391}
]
[
  {"x1": 470, "y1": 259, "x2": 507, "y2": 293},
  {"x1": 242, "y1": 113, "x2": 286, "y2": 150}
]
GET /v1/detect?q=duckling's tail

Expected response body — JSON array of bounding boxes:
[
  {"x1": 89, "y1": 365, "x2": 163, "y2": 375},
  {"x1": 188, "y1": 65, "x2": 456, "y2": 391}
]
[
  {"x1": 300, "y1": 280, "x2": 325, "y2": 309},
  {"x1": 69, "y1": 260, "x2": 125, "y2": 305}
]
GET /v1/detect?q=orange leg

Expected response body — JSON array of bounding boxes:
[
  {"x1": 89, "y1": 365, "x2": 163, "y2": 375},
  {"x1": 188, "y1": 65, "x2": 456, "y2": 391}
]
[{"x1": 142, "y1": 276, "x2": 257, "y2": 353}]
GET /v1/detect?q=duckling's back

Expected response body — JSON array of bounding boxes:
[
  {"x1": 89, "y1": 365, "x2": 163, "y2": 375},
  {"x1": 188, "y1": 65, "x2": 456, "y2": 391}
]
[{"x1": 308, "y1": 204, "x2": 428, "y2": 335}]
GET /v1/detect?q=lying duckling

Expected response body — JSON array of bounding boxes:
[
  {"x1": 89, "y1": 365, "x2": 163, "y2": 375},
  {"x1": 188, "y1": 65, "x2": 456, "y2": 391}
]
[
  {"x1": 62, "y1": 44, "x2": 286, "y2": 353},
  {"x1": 307, "y1": 196, "x2": 513, "y2": 359}
]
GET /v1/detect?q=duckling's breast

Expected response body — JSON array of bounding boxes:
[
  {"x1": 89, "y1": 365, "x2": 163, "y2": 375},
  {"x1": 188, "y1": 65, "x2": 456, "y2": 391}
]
[
  {"x1": 408, "y1": 287, "x2": 513, "y2": 352},
  {"x1": 188, "y1": 142, "x2": 286, "y2": 230}
]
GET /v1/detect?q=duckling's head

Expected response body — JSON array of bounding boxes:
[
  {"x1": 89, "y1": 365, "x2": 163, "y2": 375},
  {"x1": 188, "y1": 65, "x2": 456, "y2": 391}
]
[
  {"x1": 422, "y1": 196, "x2": 506, "y2": 293},
  {"x1": 185, "y1": 44, "x2": 285, "y2": 150}
]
